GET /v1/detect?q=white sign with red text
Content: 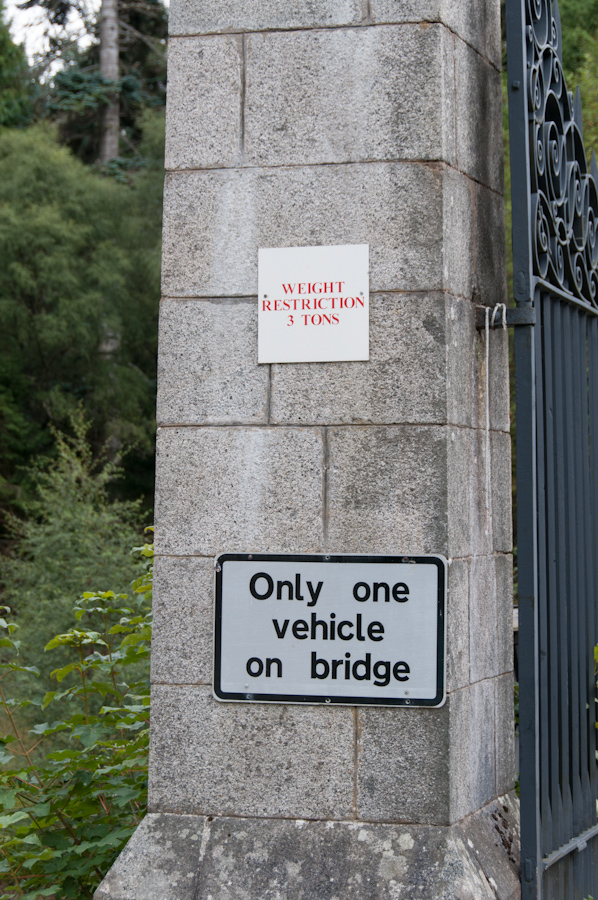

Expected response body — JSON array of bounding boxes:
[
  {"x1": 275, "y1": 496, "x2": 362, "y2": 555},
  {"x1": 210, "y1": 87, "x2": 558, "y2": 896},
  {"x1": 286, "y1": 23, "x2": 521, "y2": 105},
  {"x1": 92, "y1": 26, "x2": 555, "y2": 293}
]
[{"x1": 258, "y1": 244, "x2": 369, "y2": 363}]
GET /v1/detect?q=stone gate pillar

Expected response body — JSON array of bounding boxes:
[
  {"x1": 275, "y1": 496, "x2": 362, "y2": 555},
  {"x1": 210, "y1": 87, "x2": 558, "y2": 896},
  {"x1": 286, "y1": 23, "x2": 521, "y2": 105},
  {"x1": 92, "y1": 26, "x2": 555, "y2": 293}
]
[{"x1": 97, "y1": 2, "x2": 520, "y2": 897}]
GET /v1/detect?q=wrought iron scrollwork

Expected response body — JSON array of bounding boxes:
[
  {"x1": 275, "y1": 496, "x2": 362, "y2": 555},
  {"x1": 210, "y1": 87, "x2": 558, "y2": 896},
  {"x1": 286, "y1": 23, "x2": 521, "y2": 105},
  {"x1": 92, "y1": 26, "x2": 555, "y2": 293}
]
[{"x1": 526, "y1": 0, "x2": 598, "y2": 308}]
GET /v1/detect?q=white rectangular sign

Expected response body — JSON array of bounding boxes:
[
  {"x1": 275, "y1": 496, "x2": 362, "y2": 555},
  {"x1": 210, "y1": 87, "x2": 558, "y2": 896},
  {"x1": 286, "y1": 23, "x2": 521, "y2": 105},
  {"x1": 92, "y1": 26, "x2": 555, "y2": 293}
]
[
  {"x1": 257, "y1": 244, "x2": 369, "y2": 363},
  {"x1": 214, "y1": 554, "x2": 446, "y2": 707}
]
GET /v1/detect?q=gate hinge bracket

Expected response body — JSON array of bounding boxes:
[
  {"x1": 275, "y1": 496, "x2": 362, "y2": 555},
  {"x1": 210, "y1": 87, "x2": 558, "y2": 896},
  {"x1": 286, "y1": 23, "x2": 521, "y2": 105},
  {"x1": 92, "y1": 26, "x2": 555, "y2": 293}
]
[{"x1": 475, "y1": 306, "x2": 536, "y2": 330}]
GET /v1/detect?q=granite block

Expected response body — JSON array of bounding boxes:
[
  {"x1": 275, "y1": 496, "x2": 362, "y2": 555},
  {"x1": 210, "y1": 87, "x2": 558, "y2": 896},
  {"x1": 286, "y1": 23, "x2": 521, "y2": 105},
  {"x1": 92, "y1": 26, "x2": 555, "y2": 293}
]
[
  {"x1": 244, "y1": 24, "x2": 455, "y2": 166},
  {"x1": 475, "y1": 182, "x2": 508, "y2": 310},
  {"x1": 446, "y1": 296, "x2": 476, "y2": 429},
  {"x1": 454, "y1": 35, "x2": 503, "y2": 191},
  {"x1": 165, "y1": 36, "x2": 242, "y2": 170},
  {"x1": 96, "y1": 804, "x2": 519, "y2": 900},
  {"x1": 491, "y1": 430, "x2": 513, "y2": 553},
  {"x1": 447, "y1": 557, "x2": 470, "y2": 693},
  {"x1": 496, "y1": 553, "x2": 514, "y2": 677},
  {"x1": 479, "y1": 318, "x2": 512, "y2": 435},
  {"x1": 326, "y1": 425, "x2": 448, "y2": 555},
  {"x1": 495, "y1": 673, "x2": 516, "y2": 797},
  {"x1": 156, "y1": 299, "x2": 268, "y2": 426},
  {"x1": 442, "y1": 164, "x2": 475, "y2": 302},
  {"x1": 447, "y1": 426, "x2": 475, "y2": 559},
  {"x1": 94, "y1": 814, "x2": 203, "y2": 900},
  {"x1": 370, "y1": 0, "x2": 501, "y2": 69},
  {"x1": 356, "y1": 704, "x2": 451, "y2": 824},
  {"x1": 148, "y1": 685, "x2": 355, "y2": 819},
  {"x1": 161, "y1": 163, "x2": 462, "y2": 298},
  {"x1": 450, "y1": 679, "x2": 496, "y2": 821},
  {"x1": 168, "y1": 0, "x2": 365, "y2": 37},
  {"x1": 154, "y1": 426, "x2": 324, "y2": 556},
  {"x1": 270, "y1": 293, "x2": 447, "y2": 426},
  {"x1": 469, "y1": 555, "x2": 498, "y2": 683},
  {"x1": 151, "y1": 556, "x2": 213, "y2": 685}
]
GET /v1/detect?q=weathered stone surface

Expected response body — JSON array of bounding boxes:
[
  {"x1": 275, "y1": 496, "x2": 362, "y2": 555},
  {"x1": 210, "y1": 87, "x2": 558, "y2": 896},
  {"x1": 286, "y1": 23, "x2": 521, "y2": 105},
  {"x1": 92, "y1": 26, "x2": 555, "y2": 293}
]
[
  {"x1": 161, "y1": 164, "x2": 475, "y2": 298},
  {"x1": 154, "y1": 426, "x2": 324, "y2": 556},
  {"x1": 496, "y1": 553, "x2": 514, "y2": 676},
  {"x1": 151, "y1": 556, "x2": 213, "y2": 685},
  {"x1": 460, "y1": 793, "x2": 520, "y2": 900},
  {"x1": 491, "y1": 430, "x2": 513, "y2": 553},
  {"x1": 454, "y1": 35, "x2": 503, "y2": 191},
  {"x1": 244, "y1": 25, "x2": 455, "y2": 167},
  {"x1": 168, "y1": 0, "x2": 365, "y2": 37},
  {"x1": 446, "y1": 558, "x2": 470, "y2": 692},
  {"x1": 149, "y1": 685, "x2": 355, "y2": 819},
  {"x1": 448, "y1": 425, "x2": 510, "y2": 560},
  {"x1": 156, "y1": 299, "x2": 268, "y2": 426},
  {"x1": 165, "y1": 36, "x2": 242, "y2": 171},
  {"x1": 469, "y1": 555, "x2": 499, "y2": 683},
  {"x1": 447, "y1": 426, "x2": 478, "y2": 559},
  {"x1": 476, "y1": 181, "x2": 508, "y2": 309},
  {"x1": 94, "y1": 814, "x2": 202, "y2": 900},
  {"x1": 270, "y1": 293, "x2": 447, "y2": 426},
  {"x1": 495, "y1": 673, "x2": 516, "y2": 798},
  {"x1": 356, "y1": 705, "x2": 450, "y2": 824},
  {"x1": 446, "y1": 296, "x2": 476, "y2": 429},
  {"x1": 450, "y1": 680, "x2": 496, "y2": 821},
  {"x1": 442, "y1": 164, "x2": 475, "y2": 301},
  {"x1": 370, "y1": 0, "x2": 502, "y2": 69},
  {"x1": 483, "y1": 320, "x2": 512, "y2": 434},
  {"x1": 446, "y1": 296, "x2": 510, "y2": 435},
  {"x1": 326, "y1": 425, "x2": 448, "y2": 555},
  {"x1": 95, "y1": 799, "x2": 519, "y2": 900}
]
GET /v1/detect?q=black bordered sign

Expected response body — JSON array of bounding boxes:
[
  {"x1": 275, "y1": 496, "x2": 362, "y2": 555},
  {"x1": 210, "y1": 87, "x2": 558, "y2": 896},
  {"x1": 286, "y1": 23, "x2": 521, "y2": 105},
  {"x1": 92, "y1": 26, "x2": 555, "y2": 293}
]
[{"x1": 214, "y1": 553, "x2": 446, "y2": 708}]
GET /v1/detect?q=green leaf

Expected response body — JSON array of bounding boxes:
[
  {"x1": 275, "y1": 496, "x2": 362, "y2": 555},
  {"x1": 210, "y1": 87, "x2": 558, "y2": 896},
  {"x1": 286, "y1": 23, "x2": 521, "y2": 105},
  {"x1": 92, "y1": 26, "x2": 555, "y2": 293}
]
[{"x1": 0, "y1": 810, "x2": 30, "y2": 827}]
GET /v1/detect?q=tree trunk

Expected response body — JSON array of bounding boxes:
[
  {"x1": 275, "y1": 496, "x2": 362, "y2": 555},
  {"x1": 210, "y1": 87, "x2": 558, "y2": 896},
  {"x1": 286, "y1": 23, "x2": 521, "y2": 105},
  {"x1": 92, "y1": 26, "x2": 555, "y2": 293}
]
[{"x1": 99, "y1": 0, "x2": 119, "y2": 162}]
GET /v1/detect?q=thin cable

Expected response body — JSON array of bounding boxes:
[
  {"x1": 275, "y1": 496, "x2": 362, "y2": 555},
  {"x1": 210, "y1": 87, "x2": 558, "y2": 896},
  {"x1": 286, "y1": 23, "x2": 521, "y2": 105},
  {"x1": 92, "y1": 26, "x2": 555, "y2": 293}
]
[{"x1": 484, "y1": 303, "x2": 507, "y2": 543}]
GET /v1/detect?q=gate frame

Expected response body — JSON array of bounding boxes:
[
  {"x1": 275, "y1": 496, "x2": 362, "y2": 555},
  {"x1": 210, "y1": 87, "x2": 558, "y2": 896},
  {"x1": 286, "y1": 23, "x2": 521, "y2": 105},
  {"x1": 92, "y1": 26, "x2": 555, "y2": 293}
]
[{"x1": 505, "y1": 0, "x2": 598, "y2": 895}]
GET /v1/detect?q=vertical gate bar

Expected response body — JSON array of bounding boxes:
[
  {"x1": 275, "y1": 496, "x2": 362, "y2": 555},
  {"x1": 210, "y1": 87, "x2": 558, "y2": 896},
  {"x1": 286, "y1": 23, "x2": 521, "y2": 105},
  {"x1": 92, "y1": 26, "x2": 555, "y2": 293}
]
[
  {"x1": 574, "y1": 311, "x2": 593, "y2": 830},
  {"x1": 536, "y1": 295, "x2": 552, "y2": 857},
  {"x1": 553, "y1": 300, "x2": 573, "y2": 849},
  {"x1": 571, "y1": 307, "x2": 594, "y2": 900},
  {"x1": 562, "y1": 304, "x2": 583, "y2": 841},
  {"x1": 552, "y1": 300, "x2": 570, "y2": 900},
  {"x1": 586, "y1": 316, "x2": 598, "y2": 820},
  {"x1": 587, "y1": 318, "x2": 598, "y2": 775},
  {"x1": 515, "y1": 316, "x2": 541, "y2": 898},
  {"x1": 579, "y1": 314, "x2": 595, "y2": 899},
  {"x1": 543, "y1": 294, "x2": 564, "y2": 855}
]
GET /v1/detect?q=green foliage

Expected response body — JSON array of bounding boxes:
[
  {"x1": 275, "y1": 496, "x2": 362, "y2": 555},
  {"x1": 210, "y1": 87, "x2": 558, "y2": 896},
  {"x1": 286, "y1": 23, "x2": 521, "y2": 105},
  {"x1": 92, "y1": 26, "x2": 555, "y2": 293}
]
[
  {"x1": 559, "y1": 0, "x2": 598, "y2": 74},
  {"x1": 48, "y1": 70, "x2": 118, "y2": 116},
  {"x1": 573, "y1": 34, "x2": 598, "y2": 161},
  {"x1": 0, "y1": 2, "x2": 35, "y2": 128},
  {"x1": 0, "y1": 538, "x2": 152, "y2": 899},
  {"x1": 1, "y1": 409, "x2": 145, "y2": 683},
  {"x1": 35, "y1": 0, "x2": 167, "y2": 163},
  {"x1": 0, "y1": 120, "x2": 162, "y2": 503}
]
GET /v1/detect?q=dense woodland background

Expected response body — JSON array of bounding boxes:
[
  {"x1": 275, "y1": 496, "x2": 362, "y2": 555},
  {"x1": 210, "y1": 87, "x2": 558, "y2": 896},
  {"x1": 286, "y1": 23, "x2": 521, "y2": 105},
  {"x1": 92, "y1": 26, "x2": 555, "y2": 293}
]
[{"x1": 0, "y1": 1, "x2": 597, "y2": 895}]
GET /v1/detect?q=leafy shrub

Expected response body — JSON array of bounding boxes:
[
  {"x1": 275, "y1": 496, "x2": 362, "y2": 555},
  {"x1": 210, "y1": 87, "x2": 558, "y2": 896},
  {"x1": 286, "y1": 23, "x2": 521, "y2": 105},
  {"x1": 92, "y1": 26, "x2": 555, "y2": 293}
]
[
  {"x1": 0, "y1": 537, "x2": 152, "y2": 899},
  {"x1": 1, "y1": 409, "x2": 146, "y2": 687},
  {"x1": 0, "y1": 122, "x2": 162, "y2": 497}
]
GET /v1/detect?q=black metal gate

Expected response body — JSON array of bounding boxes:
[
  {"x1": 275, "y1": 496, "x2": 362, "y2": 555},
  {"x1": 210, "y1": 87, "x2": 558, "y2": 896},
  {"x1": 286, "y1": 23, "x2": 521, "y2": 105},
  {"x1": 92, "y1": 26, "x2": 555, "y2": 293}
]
[{"x1": 506, "y1": 0, "x2": 598, "y2": 895}]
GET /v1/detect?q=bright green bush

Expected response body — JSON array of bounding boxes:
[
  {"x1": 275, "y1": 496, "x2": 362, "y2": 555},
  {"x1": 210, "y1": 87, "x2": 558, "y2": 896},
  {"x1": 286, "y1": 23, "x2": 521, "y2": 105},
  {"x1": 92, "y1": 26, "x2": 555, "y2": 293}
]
[
  {"x1": 0, "y1": 538, "x2": 152, "y2": 899},
  {"x1": 1, "y1": 409, "x2": 145, "y2": 686}
]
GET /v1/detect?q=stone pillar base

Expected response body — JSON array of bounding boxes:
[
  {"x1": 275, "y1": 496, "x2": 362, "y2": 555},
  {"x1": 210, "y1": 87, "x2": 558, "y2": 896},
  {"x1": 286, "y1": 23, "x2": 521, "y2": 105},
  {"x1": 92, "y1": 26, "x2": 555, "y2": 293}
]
[{"x1": 95, "y1": 794, "x2": 520, "y2": 900}]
